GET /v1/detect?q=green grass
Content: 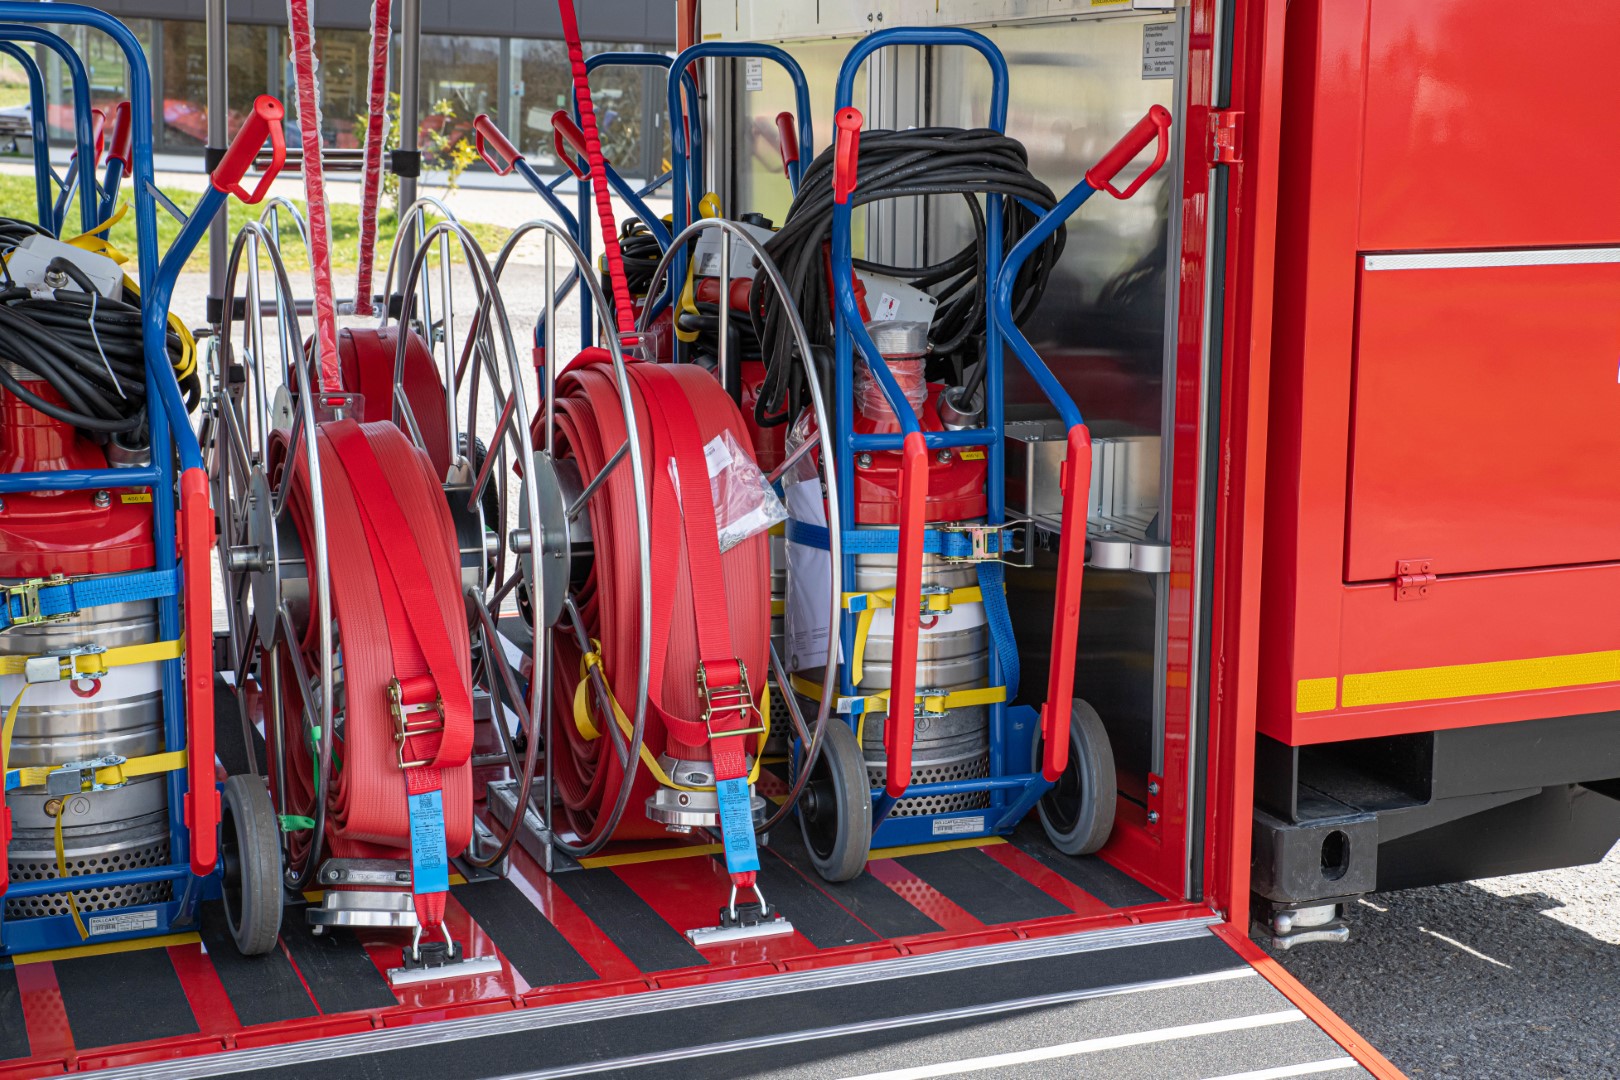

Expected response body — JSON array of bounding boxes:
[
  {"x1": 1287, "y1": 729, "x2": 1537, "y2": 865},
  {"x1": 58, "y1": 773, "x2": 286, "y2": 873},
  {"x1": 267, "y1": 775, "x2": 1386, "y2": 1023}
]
[
  {"x1": 0, "y1": 172, "x2": 509, "y2": 276},
  {"x1": 0, "y1": 84, "x2": 27, "y2": 110}
]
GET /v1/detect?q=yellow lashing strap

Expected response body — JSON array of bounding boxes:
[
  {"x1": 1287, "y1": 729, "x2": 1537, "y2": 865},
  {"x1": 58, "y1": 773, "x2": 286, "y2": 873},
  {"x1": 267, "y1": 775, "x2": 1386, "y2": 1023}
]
[
  {"x1": 0, "y1": 636, "x2": 188, "y2": 941},
  {"x1": 675, "y1": 193, "x2": 725, "y2": 344},
  {"x1": 571, "y1": 640, "x2": 770, "y2": 791},
  {"x1": 791, "y1": 674, "x2": 1006, "y2": 748},
  {"x1": 843, "y1": 584, "x2": 987, "y2": 686}
]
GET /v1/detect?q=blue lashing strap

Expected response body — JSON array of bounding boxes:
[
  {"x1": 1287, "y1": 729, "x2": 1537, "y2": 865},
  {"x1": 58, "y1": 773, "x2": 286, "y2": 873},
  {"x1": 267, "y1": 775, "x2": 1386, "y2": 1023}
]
[
  {"x1": 0, "y1": 567, "x2": 182, "y2": 633},
  {"x1": 784, "y1": 519, "x2": 1011, "y2": 558},
  {"x1": 975, "y1": 559, "x2": 1019, "y2": 701},
  {"x1": 786, "y1": 519, "x2": 1020, "y2": 700}
]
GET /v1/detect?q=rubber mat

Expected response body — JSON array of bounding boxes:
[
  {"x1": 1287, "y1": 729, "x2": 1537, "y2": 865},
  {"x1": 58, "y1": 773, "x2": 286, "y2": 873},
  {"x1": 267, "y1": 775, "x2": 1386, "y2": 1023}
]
[
  {"x1": 896, "y1": 845, "x2": 1074, "y2": 924},
  {"x1": 275, "y1": 911, "x2": 396, "y2": 1015},
  {"x1": 549, "y1": 866, "x2": 708, "y2": 973},
  {"x1": 198, "y1": 901, "x2": 318, "y2": 1028},
  {"x1": 449, "y1": 879, "x2": 598, "y2": 989},
  {"x1": 1009, "y1": 819, "x2": 1166, "y2": 906},
  {"x1": 52, "y1": 944, "x2": 198, "y2": 1049},
  {"x1": 0, "y1": 967, "x2": 30, "y2": 1061},
  {"x1": 767, "y1": 828, "x2": 944, "y2": 939}
]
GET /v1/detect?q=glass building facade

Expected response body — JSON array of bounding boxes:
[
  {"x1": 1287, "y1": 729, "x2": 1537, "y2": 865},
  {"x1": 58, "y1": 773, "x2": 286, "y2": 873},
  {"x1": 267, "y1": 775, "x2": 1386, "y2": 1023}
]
[{"x1": 0, "y1": 11, "x2": 672, "y2": 180}]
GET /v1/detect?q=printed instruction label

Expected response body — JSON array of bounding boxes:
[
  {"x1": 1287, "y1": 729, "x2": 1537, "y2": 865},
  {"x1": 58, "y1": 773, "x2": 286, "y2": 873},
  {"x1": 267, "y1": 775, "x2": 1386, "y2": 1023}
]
[
  {"x1": 1143, "y1": 22, "x2": 1179, "y2": 79},
  {"x1": 873, "y1": 294, "x2": 901, "y2": 321},
  {"x1": 88, "y1": 909, "x2": 158, "y2": 936},
  {"x1": 745, "y1": 57, "x2": 764, "y2": 92},
  {"x1": 716, "y1": 777, "x2": 761, "y2": 874},
  {"x1": 932, "y1": 815, "x2": 986, "y2": 837},
  {"x1": 408, "y1": 788, "x2": 451, "y2": 894}
]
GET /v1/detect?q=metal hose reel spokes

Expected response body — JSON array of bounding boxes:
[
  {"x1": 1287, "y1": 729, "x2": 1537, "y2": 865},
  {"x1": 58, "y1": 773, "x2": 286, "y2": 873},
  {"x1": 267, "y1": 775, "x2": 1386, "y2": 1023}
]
[
  {"x1": 479, "y1": 218, "x2": 651, "y2": 863},
  {"x1": 637, "y1": 218, "x2": 844, "y2": 836},
  {"x1": 212, "y1": 220, "x2": 336, "y2": 894}
]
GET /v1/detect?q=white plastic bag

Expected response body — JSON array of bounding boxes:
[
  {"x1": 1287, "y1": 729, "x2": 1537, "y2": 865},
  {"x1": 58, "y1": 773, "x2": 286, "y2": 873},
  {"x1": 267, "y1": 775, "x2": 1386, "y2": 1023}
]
[{"x1": 668, "y1": 428, "x2": 787, "y2": 553}]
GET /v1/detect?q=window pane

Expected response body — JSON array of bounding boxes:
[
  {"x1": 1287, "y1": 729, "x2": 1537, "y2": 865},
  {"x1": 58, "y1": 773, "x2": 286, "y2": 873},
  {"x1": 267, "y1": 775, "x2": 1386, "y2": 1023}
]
[
  {"x1": 511, "y1": 41, "x2": 671, "y2": 178},
  {"x1": 418, "y1": 35, "x2": 498, "y2": 164},
  {"x1": 160, "y1": 19, "x2": 207, "y2": 149}
]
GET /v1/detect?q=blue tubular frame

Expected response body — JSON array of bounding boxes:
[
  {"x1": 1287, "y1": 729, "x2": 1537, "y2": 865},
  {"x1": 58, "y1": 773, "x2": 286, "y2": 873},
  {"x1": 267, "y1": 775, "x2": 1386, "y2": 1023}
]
[
  {"x1": 0, "y1": 43, "x2": 52, "y2": 228},
  {"x1": 664, "y1": 42, "x2": 813, "y2": 316},
  {"x1": 0, "y1": 25, "x2": 100, "y2": 237},
  {"x1": 826, "y1": 28, "x2": 1048, "y2": 844},
  {"x1": 0, "y1": 4, "x2": 220, "y2": 957},
  {"x1": 565, "y1": 52, "x2": 693, "y2": 343}
]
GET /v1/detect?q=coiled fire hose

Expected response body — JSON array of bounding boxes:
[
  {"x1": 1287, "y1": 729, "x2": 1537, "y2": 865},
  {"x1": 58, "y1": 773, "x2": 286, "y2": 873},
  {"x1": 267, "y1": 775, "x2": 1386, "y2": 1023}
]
[
  {"x1": 554, "y1": 0, "x2": 773, "y2": 898},
  {"x1": 749, "y1": 127, "x2": 1065, "y2": 428},
  {"x1": 278, "y1": 0, "x2": 472, "y2": 949}
]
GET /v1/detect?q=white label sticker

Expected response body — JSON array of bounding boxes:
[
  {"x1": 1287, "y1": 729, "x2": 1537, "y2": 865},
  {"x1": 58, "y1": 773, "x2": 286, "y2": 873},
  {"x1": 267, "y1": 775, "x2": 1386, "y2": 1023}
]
[
  {"x1": 1143, "y1": 22, "x2": 1179, "y2": 59},
  {"x1": 873, "y1": 294, "x2": 901, "y2": 321},
  {"x1": 1142, "y1": 55, "x2": 1177, "y2": 80},
  {"x1": 88, "y1": 909, "x2": 159, "y2": 936},
  {"x1": 932, "y1": 815, "x2": 986, "y2": 837},
  {"x1": 703, "y1": 432, "x2": 734, "y2": 476},
  {"x1": 745, "y1": 57, "x2": 764, "y2": 92}
]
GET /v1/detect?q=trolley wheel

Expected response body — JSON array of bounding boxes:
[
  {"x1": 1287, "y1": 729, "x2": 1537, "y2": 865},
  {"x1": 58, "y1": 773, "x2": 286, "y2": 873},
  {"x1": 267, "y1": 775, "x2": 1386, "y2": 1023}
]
[
  {"x1": 220, "y1": 774, "x2": 284, "y2": 956},
  {"x1": 1036, "y1": 699, "x2": 1118, "y2": 856},
  {"x1": 797, "y1": 718, "x2": 872, "y2": 883}
]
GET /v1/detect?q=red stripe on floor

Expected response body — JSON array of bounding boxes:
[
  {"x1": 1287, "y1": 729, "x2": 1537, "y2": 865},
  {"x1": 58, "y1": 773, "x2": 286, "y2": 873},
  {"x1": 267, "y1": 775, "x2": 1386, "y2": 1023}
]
[
  {"x1": 611, "y1": 856, "x2": 819, "y2": 968},
  {"x1": 979, "y1": 842, "x2": 1115, "y2": 918},
  {"x1": 504, "y1": 846, "x2": 644, "y2": 986},
  {"x1": 866, "y1": 858, "x2": 984, "y2": 934},
  {"x1": 168, "y1": 940, "x2": 242, "y2": 1036},
  {"x1": 14, "y1": 962, "x2": 74, "y2": 1064}
]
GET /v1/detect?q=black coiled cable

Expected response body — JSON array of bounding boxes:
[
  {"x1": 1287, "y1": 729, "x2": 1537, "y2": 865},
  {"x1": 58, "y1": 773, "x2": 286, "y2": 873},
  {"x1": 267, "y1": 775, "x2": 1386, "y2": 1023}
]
[
  {"x1": 748, "y1": 127, "x2": 1065, "y2": 429},
  {"x1": 0, "y1": 257, "x2": 194, "y2": 437},
  {"x1": 599, "y1": 218, "x2": 665, "y2": 317}
]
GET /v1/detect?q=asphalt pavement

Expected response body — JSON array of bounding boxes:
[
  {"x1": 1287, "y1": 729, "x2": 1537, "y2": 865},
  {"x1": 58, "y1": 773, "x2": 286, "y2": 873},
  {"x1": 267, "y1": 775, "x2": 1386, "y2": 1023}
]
[{"x1": 1272, "y1": 842, "x2": 1620, "y2": 1078}]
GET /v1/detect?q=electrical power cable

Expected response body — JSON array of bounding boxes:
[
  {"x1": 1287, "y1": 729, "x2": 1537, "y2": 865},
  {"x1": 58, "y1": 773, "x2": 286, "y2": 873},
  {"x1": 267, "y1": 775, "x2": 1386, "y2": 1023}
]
[{"x1": 748, "y1": 126, "x2": 1065, "y2": 429}]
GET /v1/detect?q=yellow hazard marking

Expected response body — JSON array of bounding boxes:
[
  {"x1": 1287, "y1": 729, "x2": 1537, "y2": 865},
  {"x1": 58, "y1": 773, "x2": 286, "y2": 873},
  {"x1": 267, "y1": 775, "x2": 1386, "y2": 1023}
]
[
  {"x1": 120, "y1": 493, "x2": 153, "y2": 504},
  {"x1": 13, "y1": 931, "x2": 199, "y2": 966},
  {"x1": 578, "y1": 843, "x2": 725, "y2": 869},
  {"x1": 1340, "y1": 650, "x2": 1620, "y2": 709},
  {"x1": 868, "y1": 836, "x2": 1005, "y2": 861},
  {"x1": 1295, "y1": 677, "x2": 1338, "y2": 714}
]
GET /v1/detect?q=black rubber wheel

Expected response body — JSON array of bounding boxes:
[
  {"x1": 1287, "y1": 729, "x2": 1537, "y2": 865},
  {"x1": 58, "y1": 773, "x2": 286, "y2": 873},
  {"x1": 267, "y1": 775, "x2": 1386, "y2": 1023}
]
[
  {"x1": 220, "y1": 774, "x2": 284, "y2": 956},
  {"x1": 797, "y1": 719, "x2": 872, "y2": 883},
  {"x1": 1035, "y1": 699, "x2": 1118, "y2": 856}
]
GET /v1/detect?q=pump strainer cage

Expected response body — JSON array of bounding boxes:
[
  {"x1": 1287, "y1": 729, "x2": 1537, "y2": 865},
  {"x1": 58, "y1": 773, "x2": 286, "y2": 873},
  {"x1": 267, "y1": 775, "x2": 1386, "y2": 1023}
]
[{"x1": 634, "y1": 218, "x2": 846, "y2": 841}]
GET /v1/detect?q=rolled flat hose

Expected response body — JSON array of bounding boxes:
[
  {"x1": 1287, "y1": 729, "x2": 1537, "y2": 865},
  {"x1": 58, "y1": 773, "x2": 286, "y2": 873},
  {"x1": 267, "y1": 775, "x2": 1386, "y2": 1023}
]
[
  {"x1": 543, "y1": 351, "x2": 770, "y2": 844},
  {"x1": 269, "y1": 419, "x2": 473, "y2": 874},
  {"x1": 337, "y1": 326, "x2": 453, "y2": 479}
]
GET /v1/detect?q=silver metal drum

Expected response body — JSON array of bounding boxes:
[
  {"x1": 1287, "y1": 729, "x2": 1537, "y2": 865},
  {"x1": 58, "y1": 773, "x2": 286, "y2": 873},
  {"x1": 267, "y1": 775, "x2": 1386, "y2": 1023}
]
[
  {"x1": 863, "y1": 694, "x2": 990, "y2": 818},
  {"x1": 2, "y1": 592, "x2": 170, "y2": 918},
  {"x1": 765, "y1": 527, "x2": 790, "y2": 755}
]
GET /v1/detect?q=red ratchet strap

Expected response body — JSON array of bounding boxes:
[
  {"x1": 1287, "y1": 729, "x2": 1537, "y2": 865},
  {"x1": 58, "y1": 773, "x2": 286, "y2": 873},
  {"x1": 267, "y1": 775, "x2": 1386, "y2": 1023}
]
[
  {"x1": 271, "y1": 422, "x2": 474, "y2": 933},
  {"x1": 556, "y1": 0, "x2": 637, "y2": 343},
  {"x1": 286, "y1": 0, "x2": 343, "y2": 392},
  {"x1": 353, "y1": 0, "x2": 393, "y2": 317}
]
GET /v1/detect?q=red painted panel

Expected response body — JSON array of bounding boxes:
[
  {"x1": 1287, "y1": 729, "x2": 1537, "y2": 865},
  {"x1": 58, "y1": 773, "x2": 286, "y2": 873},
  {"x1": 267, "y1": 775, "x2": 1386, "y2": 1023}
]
[
  {"x1": 1346, "y1": 261, "x2": 1620, "y2": 580},
  {"x1": 1360, "y1": 1, "x2": 1620, "y2": 251},
  {"x1": 13, "y1": 964, "x2": 72, "y2": 1065}
]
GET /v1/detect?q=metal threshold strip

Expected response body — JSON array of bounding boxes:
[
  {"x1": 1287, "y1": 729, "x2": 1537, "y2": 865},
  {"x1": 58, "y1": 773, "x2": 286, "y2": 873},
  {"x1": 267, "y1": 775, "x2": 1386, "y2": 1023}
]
[{"x1": 86, "y1": 915, "x2": 1222, "y2": 1079}]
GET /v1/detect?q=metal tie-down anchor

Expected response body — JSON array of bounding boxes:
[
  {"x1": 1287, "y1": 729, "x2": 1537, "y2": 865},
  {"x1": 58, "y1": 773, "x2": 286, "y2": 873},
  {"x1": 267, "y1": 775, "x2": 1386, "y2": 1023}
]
[{"x1": 685, "y1": 880, "x2": 794, "y2": 947}]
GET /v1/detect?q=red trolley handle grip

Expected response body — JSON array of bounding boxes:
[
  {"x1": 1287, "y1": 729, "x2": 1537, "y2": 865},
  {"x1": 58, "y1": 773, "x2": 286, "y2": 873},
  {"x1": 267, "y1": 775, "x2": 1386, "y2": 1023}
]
[
  {"x1": 105, "y1": 100, "x2": 132, "y2": 170},
  {"x1": 474, "y1": 113, "x2": 520, "y2": 176},
  {"x1": 1084, "y1": 104, "x2": 1172, "y2": 200},
  {"x1": 883, "y1": 431, "x2": 929, "y2": 798},
  {"x1": 212, "y1": 95, "x2": 287, "y2": 205},
  {"x1": 1040, "y1": 425, "x2": 1093, "y2": 782},
  {"x1": 775, "y1": 110, "x2": 799, "y2": 178},
  {"x1": 69, "y1": 107, "x2": 106, "y2": 167},
  {"x1": 833, "y1": 106, "x2": 862, "y2": 205},
  {"x1": 551, "y1": 110, "x2": 591, "y2": 180},
  {"x1": 180, "y1": 468, "x2": 219, "y2": 875}
]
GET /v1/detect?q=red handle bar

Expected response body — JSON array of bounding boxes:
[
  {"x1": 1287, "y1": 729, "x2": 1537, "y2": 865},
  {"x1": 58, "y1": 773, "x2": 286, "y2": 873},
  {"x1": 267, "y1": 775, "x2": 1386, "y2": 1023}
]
[
  {"x1": 775, "y1": 110, "x2": 799, "y2": 179},
  {"x1": 105, "y1": 101, "x2": 132, "y2": 170},
  {"x1": 474, "y1": 113, "x2": 519, "y2": 176},
  {"x1": 833, "y1": 106, "x2": 862, "y2": 205},
  {"x1": 211, "y1": 95, "x2": 287, "y2": 205},
  {"x1": 69, "y1": 107, "x2": 106, "y2": 167},
  {"x1": 551, "y1": 110, "x2": 591, "y2": 180},
  {"x1": 1085, "y1": 104, "x2": 1173, "y2": 200}
]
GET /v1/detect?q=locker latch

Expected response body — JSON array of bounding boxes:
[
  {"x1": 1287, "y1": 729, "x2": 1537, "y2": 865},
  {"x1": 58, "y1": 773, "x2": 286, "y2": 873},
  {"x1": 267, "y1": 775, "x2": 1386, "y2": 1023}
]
[
  {"x1": 1212, "y1": 110, "x2": 1243, "y2": 165},
  {"x1": 1395, "y1": 559, "x2": 1435, "y2": 602}
]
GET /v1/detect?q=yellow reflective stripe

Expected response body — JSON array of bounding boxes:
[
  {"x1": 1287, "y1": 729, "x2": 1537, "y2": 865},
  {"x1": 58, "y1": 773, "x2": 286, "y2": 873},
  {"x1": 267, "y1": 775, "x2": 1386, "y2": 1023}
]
[
  {"x1": 1341, "y1": 649, "x2": 1620, "y2": 709},
  {"x1": 1295, "y1": 678, "x2": 1337, "y2": 714},
  {"x1": 572, "y1": 648, "x2": 770, "y2": 790}
]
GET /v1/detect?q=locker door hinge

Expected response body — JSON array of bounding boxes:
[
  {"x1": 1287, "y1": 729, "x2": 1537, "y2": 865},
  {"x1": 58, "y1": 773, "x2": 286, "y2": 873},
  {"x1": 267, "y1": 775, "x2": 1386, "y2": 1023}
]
[
  {"x1": 1212, "y1": 110, "x2": 1243, "y2": 165},
  {"x1": 1395, "y1": 559, "x2": 1435, "y2": 602}
]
